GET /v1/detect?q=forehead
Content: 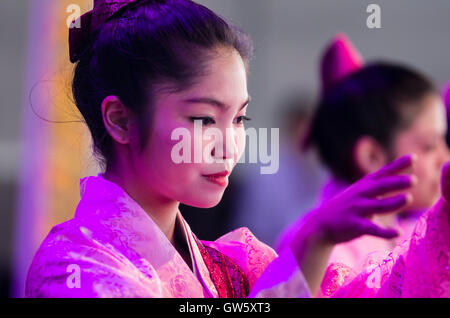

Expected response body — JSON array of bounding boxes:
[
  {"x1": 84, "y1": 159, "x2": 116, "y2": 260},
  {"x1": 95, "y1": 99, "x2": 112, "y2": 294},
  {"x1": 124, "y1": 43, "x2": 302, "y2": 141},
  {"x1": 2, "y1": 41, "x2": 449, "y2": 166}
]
[
  {"x1": 156, "y1": 48, "x2": 249, "y2": 109},
  {"x1": 409, "y1": 94, "x2": 447, "y2": 135}
]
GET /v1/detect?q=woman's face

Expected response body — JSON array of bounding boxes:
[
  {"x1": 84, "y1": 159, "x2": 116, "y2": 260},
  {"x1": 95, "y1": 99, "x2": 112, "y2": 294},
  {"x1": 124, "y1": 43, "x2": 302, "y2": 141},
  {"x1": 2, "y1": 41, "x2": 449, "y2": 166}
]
[
  {"x1": 391, "y1": 93, "x2": 449, "y2": 210},
  {"x1": 131, "y1": 48, "x2": 249, "y2": 208}
]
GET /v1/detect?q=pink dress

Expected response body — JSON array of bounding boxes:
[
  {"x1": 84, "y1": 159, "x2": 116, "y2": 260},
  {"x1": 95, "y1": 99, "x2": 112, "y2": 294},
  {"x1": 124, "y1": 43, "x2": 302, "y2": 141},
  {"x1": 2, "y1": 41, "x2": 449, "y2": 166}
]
[
  {"x1": 320, "y1": 199, "x2": 450, "y2": 297},
  {"x1": 25, "y1": 174, "x2": 310, "y2": 298},
  {"x1": 326, "y1": 214, "x2": 419, "y2": 274}
]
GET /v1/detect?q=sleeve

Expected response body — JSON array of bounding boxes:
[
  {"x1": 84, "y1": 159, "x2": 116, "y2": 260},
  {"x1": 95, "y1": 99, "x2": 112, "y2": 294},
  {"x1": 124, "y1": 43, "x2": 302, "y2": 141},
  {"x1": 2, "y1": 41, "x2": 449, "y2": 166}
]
[
  {"x1": 25, "y1": 224, "x2": 162, "y2": 298},
  {"x1": 248, "y1": 247, "x2": 311, "y2": 298},
  {"x1": 320, "y1": 199, "x2": 450, "y2": 298},
  {"x1": 206, "y1": 227, "x2": 311, "y2": 298}
]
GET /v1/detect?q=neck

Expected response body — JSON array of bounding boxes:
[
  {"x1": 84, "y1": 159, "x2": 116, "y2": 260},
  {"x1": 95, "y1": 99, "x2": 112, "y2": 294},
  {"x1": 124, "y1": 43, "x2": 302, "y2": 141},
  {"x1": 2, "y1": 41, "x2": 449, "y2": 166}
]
[
  {"x1": 397, "y1": 208, "x2": 423, "y2": 220},
  {"x1": 103, "y1": 162, "x2": 180, "y2": 245}
]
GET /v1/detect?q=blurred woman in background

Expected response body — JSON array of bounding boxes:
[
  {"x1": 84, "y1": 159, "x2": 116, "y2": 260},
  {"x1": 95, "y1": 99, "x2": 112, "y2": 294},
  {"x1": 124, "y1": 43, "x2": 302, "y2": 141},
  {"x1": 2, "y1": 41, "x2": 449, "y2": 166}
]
[{"x1": 277, "y1": 34, "x2": 449, "y2": 296}]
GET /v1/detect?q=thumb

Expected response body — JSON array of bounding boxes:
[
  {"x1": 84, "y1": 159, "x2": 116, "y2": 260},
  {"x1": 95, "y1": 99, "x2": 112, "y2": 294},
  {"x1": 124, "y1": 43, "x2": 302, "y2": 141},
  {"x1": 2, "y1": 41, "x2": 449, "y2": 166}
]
[{"x1": 440, "y1": 161, "x2": 450, "y2": 204}]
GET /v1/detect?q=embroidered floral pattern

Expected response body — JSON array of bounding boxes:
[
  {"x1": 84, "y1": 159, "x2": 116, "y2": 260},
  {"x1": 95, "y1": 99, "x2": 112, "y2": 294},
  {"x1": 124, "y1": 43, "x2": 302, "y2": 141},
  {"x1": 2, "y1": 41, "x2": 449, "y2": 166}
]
[
  {"x1": 25, "y1": 174, "x2": 310, "y2": 298},
  {"x1": 320, "y1": 199, "x2": 450, "y2": 298},
  {"x1": 194, "y1": 236, "x2": 249, "y2": 298}
]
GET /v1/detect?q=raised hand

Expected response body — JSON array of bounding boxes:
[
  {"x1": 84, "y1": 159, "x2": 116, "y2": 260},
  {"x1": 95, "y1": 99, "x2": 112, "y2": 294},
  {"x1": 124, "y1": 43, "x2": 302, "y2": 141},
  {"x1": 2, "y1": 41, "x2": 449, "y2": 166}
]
[
  {"x1": 290, "y1": 154, "x2": 417, "y2": 294},
  {"x1": 311, "y1": 154, "x2": 417, "y2": 244}
]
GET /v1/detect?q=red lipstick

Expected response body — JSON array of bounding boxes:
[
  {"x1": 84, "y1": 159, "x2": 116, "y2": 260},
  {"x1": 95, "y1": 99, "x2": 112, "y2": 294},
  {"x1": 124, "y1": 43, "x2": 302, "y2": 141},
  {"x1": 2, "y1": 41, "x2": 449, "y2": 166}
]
[{"x1": 202, "y1": 171, "x2": 230, "y2": 187}]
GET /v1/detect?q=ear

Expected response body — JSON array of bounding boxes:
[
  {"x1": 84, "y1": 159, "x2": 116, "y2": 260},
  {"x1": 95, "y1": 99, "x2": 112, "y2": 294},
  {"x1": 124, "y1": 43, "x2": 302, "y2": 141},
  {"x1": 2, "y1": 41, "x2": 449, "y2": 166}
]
[
  {"x1": 353, "y1": 136, "x2": 388, "y2": 175},
  {"x1": 101, "y1": 96, "x2": 134, "y2": 145}
]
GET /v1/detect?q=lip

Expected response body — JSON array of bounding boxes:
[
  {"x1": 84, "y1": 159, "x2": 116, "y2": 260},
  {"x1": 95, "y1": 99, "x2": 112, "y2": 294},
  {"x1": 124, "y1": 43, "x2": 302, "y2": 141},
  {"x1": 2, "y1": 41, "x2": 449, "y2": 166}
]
[
  {"x1": 203, "y1": 171, "x2": 230, "y2": 177},
  {"x1": 202, "y1": 171, "x2": 230, "y2": 187}
]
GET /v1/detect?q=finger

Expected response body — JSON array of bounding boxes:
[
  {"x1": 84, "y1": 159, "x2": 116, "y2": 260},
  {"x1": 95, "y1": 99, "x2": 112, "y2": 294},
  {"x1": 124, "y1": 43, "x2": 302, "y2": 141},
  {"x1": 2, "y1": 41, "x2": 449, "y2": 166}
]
[
  {"x1": 360, "y1": 175, "x2": 417, "y2": 197},
  {"x1": 358, "y1": 221, "x2": 399, "y2": 239},
  {"x1": 370, "y1": 154, "x2": 417, "y2": 179},
  {"x1": 441, "y1": 161, "x2": 450, "y2": 203},
  {"x1": 359, "y1": 193, "x2": 413, "y2": 216}
]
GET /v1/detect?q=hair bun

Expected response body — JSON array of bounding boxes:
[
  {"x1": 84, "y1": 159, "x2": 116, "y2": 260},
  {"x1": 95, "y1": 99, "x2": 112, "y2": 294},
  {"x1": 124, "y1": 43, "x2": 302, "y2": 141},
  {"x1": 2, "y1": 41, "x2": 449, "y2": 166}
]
[
  {"x1": 69, "y1": 11, "x2": 93, "y2": 63},
  {"x1": 69, "y1": 0, "x2": 138, "y2": 63},
  {"x1": 320, "y1": 33, "x2": 364, "y2": 93}
]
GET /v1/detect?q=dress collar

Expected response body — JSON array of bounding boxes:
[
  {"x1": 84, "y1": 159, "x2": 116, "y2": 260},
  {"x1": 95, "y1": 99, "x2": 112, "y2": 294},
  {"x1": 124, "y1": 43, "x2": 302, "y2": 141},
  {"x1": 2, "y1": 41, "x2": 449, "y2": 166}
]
[{"x1": 75, "y1": 173, "x2": 218, "y2": 297}]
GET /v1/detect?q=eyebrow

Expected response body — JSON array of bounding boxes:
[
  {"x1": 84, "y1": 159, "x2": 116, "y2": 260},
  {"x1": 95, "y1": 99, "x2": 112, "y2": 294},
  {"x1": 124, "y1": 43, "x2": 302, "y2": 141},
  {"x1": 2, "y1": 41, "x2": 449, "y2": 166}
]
[{"x1": 183, "y1": 95, "x2": 251, "y2": 111}]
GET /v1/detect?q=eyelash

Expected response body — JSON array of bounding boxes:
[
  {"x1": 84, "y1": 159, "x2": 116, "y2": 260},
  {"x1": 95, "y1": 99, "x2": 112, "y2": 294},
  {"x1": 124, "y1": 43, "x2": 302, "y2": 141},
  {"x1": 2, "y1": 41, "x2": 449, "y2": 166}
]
[
  {"x1": 236, "y1": 116, "x2": 252, "y2": 125},
  {"x1": 189, "y1": 116, "x2": 252, "y2": 126},
  {"x1": 423, "y1": 143, "x2": 436, "y2": 151}
]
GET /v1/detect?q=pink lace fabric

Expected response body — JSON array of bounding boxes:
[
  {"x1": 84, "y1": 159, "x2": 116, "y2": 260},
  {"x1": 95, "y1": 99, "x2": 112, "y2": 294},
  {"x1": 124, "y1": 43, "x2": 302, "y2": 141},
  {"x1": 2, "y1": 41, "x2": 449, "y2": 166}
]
[
  {"x1": 25, "y1": 174, "x2": 310, "y2": 298},
  {"x1": 320, "y1": 199, "x2": 450, "y2": 298},
  {"x1": 326, "y1": 216, "x2": 418, "y2": 274}
]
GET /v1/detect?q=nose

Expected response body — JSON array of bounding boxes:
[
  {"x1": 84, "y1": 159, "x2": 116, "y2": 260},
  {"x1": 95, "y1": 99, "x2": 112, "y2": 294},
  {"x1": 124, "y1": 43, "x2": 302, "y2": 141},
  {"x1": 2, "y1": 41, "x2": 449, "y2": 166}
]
[{"x1": 211, "y1": 127, "x2": 237, "y2": 162}]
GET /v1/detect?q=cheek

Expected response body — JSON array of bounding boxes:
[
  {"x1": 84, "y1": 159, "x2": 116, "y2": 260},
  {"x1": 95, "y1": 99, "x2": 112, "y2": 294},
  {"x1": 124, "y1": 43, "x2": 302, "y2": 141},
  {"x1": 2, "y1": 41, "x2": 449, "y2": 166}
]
[
  {"x1": 139, "y1": 122, "x2": 197, "y2": 186},
  {"x1": 413, "y1": 160, "x2": 431, "y2": 183},
  {"x1": 394, "y1": 142, "x2": 439, "y2": 176},
  {"x1": 235, "y1": 128, "x2": 246, "y2": 162},
  {"x1": 409, "y1": 155, "x2": 441, "y2": 188},
  {"x1": 417, "y1": 150, "x2": 444, "y2": 176},
  {"x1": 393, "y1": 144, "x2": 440, "y2": 202},
  {"x1": 412, "y1": 158, "x2": 441, "y2": 198}
]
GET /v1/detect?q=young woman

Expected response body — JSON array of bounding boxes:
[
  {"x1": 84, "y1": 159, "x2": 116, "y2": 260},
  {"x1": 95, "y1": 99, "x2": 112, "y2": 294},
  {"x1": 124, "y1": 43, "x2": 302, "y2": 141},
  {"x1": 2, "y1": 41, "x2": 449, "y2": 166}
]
[{"x1": 25, "y1": 0, "x2": 432, "y2": 298}]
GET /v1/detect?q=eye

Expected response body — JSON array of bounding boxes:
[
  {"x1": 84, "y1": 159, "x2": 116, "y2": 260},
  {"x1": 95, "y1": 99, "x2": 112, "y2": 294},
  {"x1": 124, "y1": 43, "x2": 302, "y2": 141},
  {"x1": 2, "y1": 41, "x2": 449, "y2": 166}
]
[
  {"x1": 189, "y1": 116, "x2": 216, "y2": 126},
  {"x1": 234, "y1": 116, "x2": 252, "y2": 125},
  {"x1": 423, "y1": 143, "x2": 437, "y2": 152}
]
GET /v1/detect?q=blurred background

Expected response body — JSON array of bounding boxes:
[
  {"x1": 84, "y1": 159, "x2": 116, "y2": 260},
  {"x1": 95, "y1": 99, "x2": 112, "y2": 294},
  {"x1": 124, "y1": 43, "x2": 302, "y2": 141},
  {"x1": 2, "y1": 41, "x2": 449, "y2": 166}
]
[{"x1": 1, "y1": 0, "x2": 449, "y2": 297}]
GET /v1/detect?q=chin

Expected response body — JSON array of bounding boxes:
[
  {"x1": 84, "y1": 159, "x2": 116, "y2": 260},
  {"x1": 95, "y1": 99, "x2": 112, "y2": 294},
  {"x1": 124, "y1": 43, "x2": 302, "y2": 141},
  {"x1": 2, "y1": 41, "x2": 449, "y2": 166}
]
[
  {"x1": 182, "y1": 194, "x2": 224, "y2": 209},
  {"x1": 411, "y1": 196, "x2": 439, "y2": 211}
]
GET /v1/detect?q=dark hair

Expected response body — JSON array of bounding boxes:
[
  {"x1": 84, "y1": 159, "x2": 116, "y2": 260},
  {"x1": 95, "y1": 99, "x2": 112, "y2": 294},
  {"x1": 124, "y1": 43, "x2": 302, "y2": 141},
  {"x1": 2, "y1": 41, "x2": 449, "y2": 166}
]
[
  {"x1": 72, "y1": 0, "x2": 253, "y2": 170},
  {"x1": 306, "y1": 62, "x2": 437, "y2": 183}
]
